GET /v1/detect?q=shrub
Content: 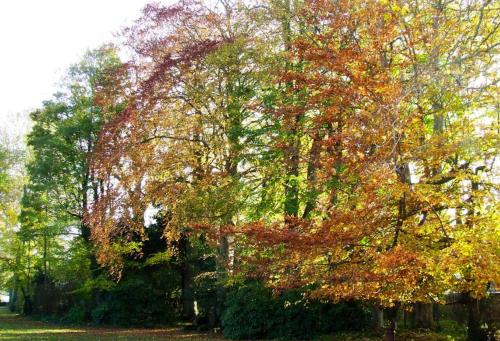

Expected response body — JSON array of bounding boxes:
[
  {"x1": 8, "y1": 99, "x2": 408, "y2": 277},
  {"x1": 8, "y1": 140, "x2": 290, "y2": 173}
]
[
  {"x1": 222, "y1": 281, "x2": 278, "y2": 339},
  {"x1": 61, "y1": 306, "x2": 88, "y2": 324},
  {"x1": 192, "y1": 271, "x2": 218, "y2": 326},
  {"x1": 436, "y1": 319, "x2": 467, "y2": 339},
  {"x1": 91, "y1": 302, "x2": 110, "y2": 324},
  {"x1": 90, "y1": 270, "x2": 179, "y2": 326},
  {"x1": 222, "y1": 280, "x2": 371, "y2": 339}
]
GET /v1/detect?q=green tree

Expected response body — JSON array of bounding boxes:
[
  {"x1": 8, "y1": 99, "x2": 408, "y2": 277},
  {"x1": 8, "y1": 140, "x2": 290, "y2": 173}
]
[
  {"x1": 0, "y1": 131, "x2": 25, "y2": 311},
  {"x1": 17, "y1": 46, "x2": 123, "y2": 314}
]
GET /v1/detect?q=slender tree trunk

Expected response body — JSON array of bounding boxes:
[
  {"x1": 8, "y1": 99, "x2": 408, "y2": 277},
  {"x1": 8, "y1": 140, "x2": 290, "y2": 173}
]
[
  {"x1": 21, "y1": 290, "x2": 32, "y2": 315},
  {"x1": 302, "y1": 134, "x2": 322, "y2": 219},
  {"x1": 467, "y1": 294, "x2": 485, "y2": 341},
  {"x1": 25, "y1": 241, "x2": 32, "y2": 315},
  {"x1": 462, "y1": 163, "x2": 485, "y2": 340},
  {"x1": 372, "y1": 305, "x2": 384, "y2": 329},
  {"x1": 213, "y1": 229, "x2": 233, "y2": 326},
  {"x1": 279, "y1": 0, "x2": 301, "y2": 220},
  {"x1": 179, "y1": 234, "x2": 195, "y2": 321},
  {"x1": 385, "y1": 305, "x2": 399, "y2": 341},
  {"x1": 9, "y1": 244, "x2": 23, "y2": 312},
  {"x1": 42, "y1": 223, "x2": 48, "y2": 314}
]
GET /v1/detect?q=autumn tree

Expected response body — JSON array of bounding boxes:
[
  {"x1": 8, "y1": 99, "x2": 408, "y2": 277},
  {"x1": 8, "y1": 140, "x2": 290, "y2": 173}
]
[
  {"x1": 398, "y1": 0, "x2": 500, "y2": 338},
  {"x1": 87, "y1": 0, "x2": 279, "y2": 321},
  {"x1": 85, "y1": 0, "x2": 499, "y2": 338},
  {"x1": 237, "y1": 1, "x2": 499, "y2": 340}
]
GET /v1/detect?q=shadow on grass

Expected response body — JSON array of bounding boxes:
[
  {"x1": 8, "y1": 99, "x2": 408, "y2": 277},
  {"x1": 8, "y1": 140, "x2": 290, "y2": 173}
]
[{"x1": 0, "y1": 307, "x2": 223, "y2": 341}]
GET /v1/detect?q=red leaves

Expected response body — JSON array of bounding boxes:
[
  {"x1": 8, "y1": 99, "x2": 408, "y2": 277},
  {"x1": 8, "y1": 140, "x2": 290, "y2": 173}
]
[{"x1": 84, "y1": 0, "x2": 499, "y2": 306}]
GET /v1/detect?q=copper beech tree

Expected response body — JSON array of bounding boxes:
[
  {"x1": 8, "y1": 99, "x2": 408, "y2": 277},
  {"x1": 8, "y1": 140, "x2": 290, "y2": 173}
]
[
  {"x1": 86, "y1": 0, "x2": 283, "y2": 320},
  {"x1": 86, "y1": 0, "x2": 499, "y2": 340}
]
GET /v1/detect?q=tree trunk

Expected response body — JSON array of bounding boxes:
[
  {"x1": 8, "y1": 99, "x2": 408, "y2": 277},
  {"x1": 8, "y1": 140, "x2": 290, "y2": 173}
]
[
  {"x1": 8, "y1": 288, "x2": 17, "y2": 312},
  {"x1": 385, "y1": 305, "x2": 399, "y2": 341},
  {"x1": 280, "y1": 0, "x2": 301, "y2": 221},
  {"x1": 181, "y1": 265, "x2": 195, "y2": 320},
  {"x1": 179, "y1": 234, "x2": 195, "y2": 321},
  {"x1": 9, "y1": 246, "x2": 22, "y2": 312},
  {"x1": 467, "y1": 295, "x2": 485, "y2": 341},
  {"x1": 42, "y1": 223, "x2": 49, "y2": 315},
  {"x1": 214, "y1": 232, "x2": 230, "y2": 326},
  {"x1": 23, "y1": 295, "x2": 33, "y2": 315},
  {"x1": 371, "y1": 305, "x2": 384, "y2": 329},
  {"x1": 411, "y1": 302, "x2": 434, "y2": 329}
]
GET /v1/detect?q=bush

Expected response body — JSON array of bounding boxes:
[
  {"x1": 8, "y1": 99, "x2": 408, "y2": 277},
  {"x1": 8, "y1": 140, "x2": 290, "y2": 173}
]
[
  {"x1": 91, "y1": 302, "x2": 110, "y2": 324},
  {"x1": 222, "y1": 281, "x2": 278, "y2": 339},
  {"x1": 221, "y1": 280, "x2": 371, "y2": 339},
  {"x1": 90, "y1": 270, "x2": 179, "y2": 326},
  {"x1": 62, "y1": 306, "x2": 88, "y2": 324},
  {"x1": 436, "y1": 319, "x2": 466, "y2": 339},
  {"x1": 192, "y1": 271, "x2": 218, "y2": 326}
]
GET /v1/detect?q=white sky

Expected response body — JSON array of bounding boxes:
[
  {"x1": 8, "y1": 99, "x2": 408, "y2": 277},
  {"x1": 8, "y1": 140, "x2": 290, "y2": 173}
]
[{"x1": 0, "y1": 0, "x2": 164, "y2": 138}]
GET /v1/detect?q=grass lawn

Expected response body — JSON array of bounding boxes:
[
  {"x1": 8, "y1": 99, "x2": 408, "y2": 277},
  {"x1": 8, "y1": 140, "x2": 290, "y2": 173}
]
[
  {"x1": 320, "y1": 330, "x2": 465, "y2": 341},
  {"x1": 0, "y1": 307, "x2": 224, "y2": 341},
  {"x1": 0, "y1": 307, "x2": 470, "y2": 341}
]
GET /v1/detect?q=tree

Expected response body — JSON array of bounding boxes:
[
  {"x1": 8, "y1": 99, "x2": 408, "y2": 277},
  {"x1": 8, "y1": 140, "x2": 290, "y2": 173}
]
[
  {"x1": 25, "y1": 46, "x2": 122, "y2": 240},
  {"x1": 238, "y1": 1, "x2": 499, "y2": 340},
  {"x1": 399, "y1": 1, "x2": 500, "y2": 338},
  {"x1": 17, "y1": 46, "x2": 123, "y2": 314},
  {"x1": 84, "y1": 0, "x2": 499, "y2": 338},
  {"x1": 0, "y1": 133, "x2": 24, "y2": 310},
  {"x1": 87, "y1": 0, "x2": 283, "y2": 321}
]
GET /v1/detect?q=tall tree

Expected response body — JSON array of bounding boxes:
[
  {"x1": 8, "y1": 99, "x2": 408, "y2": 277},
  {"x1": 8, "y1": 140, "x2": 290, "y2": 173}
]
[
  {"x1": 84, "y1": 0, "x2": 499, "y2": 338},
  {"x1": 0, "y1": 134, "x2": 24, "y2": 310},
  {"x1": 87, "y1": 0, "x2": 287, "y2": 320},
  {"x1": 237, "y1": 1, "x2": 499, "y2": 340},
  {"x1": 18, "y1": 46, "x2": 123, "y2": 314}
]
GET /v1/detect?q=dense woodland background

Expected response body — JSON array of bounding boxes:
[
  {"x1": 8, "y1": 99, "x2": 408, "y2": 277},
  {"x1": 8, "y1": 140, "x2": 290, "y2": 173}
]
[{"x1": 0, "y1": 1, "x2": 499, "y2": 340}]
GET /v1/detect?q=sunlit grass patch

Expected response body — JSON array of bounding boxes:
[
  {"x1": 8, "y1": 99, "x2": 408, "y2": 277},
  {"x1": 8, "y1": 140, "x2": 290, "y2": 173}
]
[{"x1": 0, "y1": 307, "x2": 223, "y2": 340}]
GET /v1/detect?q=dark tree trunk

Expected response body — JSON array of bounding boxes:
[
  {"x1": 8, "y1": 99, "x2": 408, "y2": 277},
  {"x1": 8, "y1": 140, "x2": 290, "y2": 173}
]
[
  {"x1": 302, "y1": 134, "x2": 322, "y2": 219},
  {"x1": 23, "y1": 298, "x2": 33, "y2": 315},
  {"x1": 181, "y1": 266, "x2": 194, "y2": 320},
  {"x1": 8, "y1": 288, "x2": 17, "y2": 312},
  {"x1": 371, "y1": 305, "x2": 384, "y2": 329},
  {"x1": 467, "y1": 295, "x2": 485, "y2": 341},
  {"x1": 385, "y1": 305, "x2": 399, "y2": 341},
  {"x1": 179, "y1": 234, "x2": 195, "y2": 321},
  {"x1": 22, "y1": 292, "x2": 33, "y2": 315},
  {"x1": 213, "y1": 232, "x2": 230, "y2": 326},
  {"x1": 411, "y1": 302, "x2": 434, "y2": 329},
  {"x1": 284, "y1": 129, "x2": 300, "y2": 218}
]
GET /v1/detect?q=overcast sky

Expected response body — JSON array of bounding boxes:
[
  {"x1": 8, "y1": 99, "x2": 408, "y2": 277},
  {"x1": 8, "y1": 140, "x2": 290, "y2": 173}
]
[{"x1": 0, "y1": 0, "x2": 164, "y2": 138}]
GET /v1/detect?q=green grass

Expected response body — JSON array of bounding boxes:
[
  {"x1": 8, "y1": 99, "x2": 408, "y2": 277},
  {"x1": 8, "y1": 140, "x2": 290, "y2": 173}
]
[
  {"x1": 0, "y1": 307, "x2": 472, "y2": 341},
  {"x1": 0, "y1": 307, "x2": 223, "y2": 340},
  {"x1": 314, "y1": 330, "x2": 465, "y2": 341}
]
